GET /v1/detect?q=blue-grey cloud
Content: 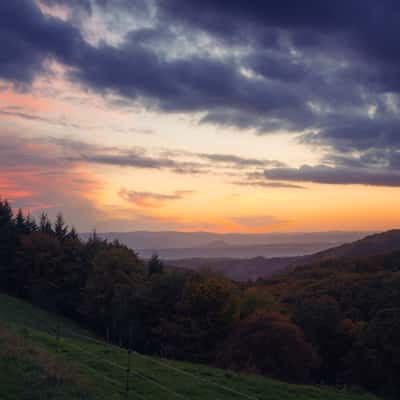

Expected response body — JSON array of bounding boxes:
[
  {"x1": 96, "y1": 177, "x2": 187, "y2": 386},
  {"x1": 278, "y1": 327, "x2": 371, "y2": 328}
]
[
  {"x1": 0, "y1": 0, "x2": 86, "y2": 84},
  {"x1": 40, "y1": 0, "x2": 92, "y2": 12},
  {"x1": 2, "y1": 0, "x2": 400, "y2": 175},
  {"x1": 197, "y1": 153, "x2": 285, "y2": 168},
  {"x1": 46, "y1": 137, "x2": 279, "y2": 177},
  {"x1": 265, "y1": 165, "x2": 400, "y2": 187}
]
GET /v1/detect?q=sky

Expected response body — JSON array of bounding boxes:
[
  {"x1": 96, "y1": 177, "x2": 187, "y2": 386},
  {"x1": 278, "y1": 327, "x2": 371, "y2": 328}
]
[{"x1": 1, "y1": 0, "x2": 400, "y2": 233}]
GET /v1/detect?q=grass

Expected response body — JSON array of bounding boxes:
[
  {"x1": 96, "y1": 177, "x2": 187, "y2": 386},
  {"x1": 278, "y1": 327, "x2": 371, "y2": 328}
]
[
  {"x1": 0, "y1": 322, "x2": 90, "y2": 400},
  {"x1": 0, "y1": 293, "x2": 91, "y2": 336},
  {"x1": 0, "y1": 293, "x2": 381, "y2": 400}
]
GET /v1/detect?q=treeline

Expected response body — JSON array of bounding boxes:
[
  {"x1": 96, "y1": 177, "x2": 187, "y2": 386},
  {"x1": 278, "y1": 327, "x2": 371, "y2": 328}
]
[
  {"x1": 1, "y1": 200, "x2": 399, "y2": 397},
  {"x1": 0, "y1": 200, "x2": 318, "y2": 383}
]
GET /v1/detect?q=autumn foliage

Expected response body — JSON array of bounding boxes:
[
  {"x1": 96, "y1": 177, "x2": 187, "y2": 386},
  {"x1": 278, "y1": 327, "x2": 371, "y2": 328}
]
[
  {"x1": 218, "y1": 311, "x2": 319, "y2": 381},
  {"x1": 1, "y1": 200, "x2": 400, "y2": 396}
]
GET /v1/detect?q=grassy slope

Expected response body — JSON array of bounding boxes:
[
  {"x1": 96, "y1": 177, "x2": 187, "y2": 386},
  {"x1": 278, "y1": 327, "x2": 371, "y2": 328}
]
[{"x1": 0, "y1": 293, "x2": 380, "y2": 400}]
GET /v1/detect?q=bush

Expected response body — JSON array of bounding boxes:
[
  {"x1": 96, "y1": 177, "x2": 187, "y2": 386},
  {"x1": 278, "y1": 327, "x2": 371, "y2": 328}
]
[{"x1": 218, "y1": 311, "x2": 320, "y2": 382}]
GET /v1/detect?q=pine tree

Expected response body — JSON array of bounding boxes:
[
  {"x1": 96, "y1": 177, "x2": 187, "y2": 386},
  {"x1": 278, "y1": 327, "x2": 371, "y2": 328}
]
[
  {"x1": 54, "y1": 212, "x2": 68, "y2": 241},
  {"x1": 0, "y1": 199, "x2": 13, "y2": 226},
  {"x1": 15, "y1": 208, "x2": 26, "y2": 234},
  {"x1": 39, "y1": 212, "x2": 53, "y2": 235},
  {"x1": 25, "y1": 214, "x2": 38, "y2": 233},
  {"x1": 91, "y1": 229, "x2": 98, "y2": 242},
  {"x1": 0, "y1": 199, "x2": 17, "y2": 291},
  {"x1": 67, "y1": 226, "x2": 79, "y2": 240},
  {"x1": 148, "y1": 253, "x2": 164, "y2": 275}
]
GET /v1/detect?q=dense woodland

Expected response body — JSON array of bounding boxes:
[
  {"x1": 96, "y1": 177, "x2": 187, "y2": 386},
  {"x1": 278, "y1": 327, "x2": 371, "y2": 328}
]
[{"x1": 1, "y1": 200, "x2": 399, "y2": 398}]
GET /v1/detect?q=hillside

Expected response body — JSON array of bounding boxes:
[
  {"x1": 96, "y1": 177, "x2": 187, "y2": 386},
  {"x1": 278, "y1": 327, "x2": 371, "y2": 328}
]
[
  {"x1": 0, "y1": 293, "x2": 379, "y2": 400},
  {"x1": 170, "y1": 230, "x2": 400, "y2": 281},
  {"x1": 251, "y1": 249, "x2": 400, "y2": 398},
  {"x1": 308, "y1": 229, "x2": 400, "y2": 261},
  {"x1": 169, "y1": 256, "x2": 298, "y2": 281}
]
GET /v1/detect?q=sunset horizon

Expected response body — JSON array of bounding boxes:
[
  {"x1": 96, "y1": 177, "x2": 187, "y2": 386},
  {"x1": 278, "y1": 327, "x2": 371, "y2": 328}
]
[{"x1": 2, "y1": 1, "x2": 400, "y2": 234}]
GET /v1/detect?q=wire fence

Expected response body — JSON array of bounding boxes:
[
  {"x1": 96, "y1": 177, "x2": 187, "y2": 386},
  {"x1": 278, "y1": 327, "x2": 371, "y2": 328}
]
[{"x1": 13, "y1": 314, "x2": 261, "y2": 400}]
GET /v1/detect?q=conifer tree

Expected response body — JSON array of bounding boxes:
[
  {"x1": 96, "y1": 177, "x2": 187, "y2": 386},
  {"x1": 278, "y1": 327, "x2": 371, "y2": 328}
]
[
  {"x1": 25, "y1": 214, "x2": 38, "y2": 233},
  {"x1": 39, "y1": 212, "x2": 53, "y2": 235},
  {"x1": 15, "y1": 208, "x2": 26, "y2": 234},
  {"x1": 67, "y1": 226, "x2": 79, "y2": 240},
  {"x1": 0, "y1": 199, "x2": 17, "y2": 291},
  {"x1": 54, "y1": 212, "x2": 68, "y2": 240},
  {"x1": 148, "y1": 253, "x2": 164, "y2": 275},
  {"x1": 0, "y1": 199, "x2": 13, "y2": 226}
]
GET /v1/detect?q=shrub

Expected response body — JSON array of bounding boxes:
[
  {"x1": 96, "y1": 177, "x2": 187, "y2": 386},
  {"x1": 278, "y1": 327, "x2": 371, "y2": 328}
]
[{"x1": 218, "y1": 311, "x2": 320, "y2": 382}]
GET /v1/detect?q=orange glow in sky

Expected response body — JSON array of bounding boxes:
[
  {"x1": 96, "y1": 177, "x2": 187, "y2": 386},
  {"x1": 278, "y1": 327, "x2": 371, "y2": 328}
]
[{"x1": 2, "y1": 1, "x2": 400, "y2": 234}]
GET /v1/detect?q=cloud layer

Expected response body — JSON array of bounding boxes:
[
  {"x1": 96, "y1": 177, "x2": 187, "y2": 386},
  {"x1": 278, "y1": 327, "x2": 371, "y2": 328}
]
[
  {"x1": 2, "y1": 0, "x2": 400, "y2": 192},
  {"x1": 119, "y1": 189, "x2": 194, "y2": 208},
  {"x1": 265, "y1": 165, "x2": 400, "y2": 187}
]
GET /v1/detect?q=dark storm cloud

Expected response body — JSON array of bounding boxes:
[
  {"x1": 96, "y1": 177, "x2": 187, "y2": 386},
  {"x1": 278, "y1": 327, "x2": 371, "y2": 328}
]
[
  {"x1": 298, "y1": 112, "x2": 400, "y2": 176},
  {"x1": 155, "y1": 0, "x2": 400, "y2": 144},
  {"x1": 265, "y1": 165, "x2": 400, "y2": 187},
  {"x1": 2, "y1": 0, "x2": 400, "y2": 187},
  {"x1": 157, "y1": 0, "x2": 354, "y2": 31},
  {"x1": 1, "y1": 1, "x2": 310, "y2": 125},
  {"x1": 250, "y1": 52, "x2": 309, "y2": 84},
  {"x1": 301, "y1": 115, "x2": 400, "y2": 152},
  {"x1": 40, "y1": 0, "x2": 151, "y2": 15},
  {"x1": 157, "y1": 0, "x2": 400, "y2": 67},
  {"x1": 70, "y1": 40, "x2": 308, "y2": 122},
  {"x1": 157, "y1": 0, "x2": 357, "y2": 47},
  {"x1": 0, "y1": 1, "x2": 386, "y2": 121},
  {"x1": 0, "y1": 0, "x2": 86, "y2": 84},
  {"x1": 40, "y1": 0, "x2": 92, "y2": 12},
  {"x1": 0, "y1": 0, "x2": 324, "y2": 129}
]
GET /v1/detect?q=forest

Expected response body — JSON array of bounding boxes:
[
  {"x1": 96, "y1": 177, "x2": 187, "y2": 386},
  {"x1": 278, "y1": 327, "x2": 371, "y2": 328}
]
[{"x1": 1, "y1": 199, "x2": 399, "y2": 398}]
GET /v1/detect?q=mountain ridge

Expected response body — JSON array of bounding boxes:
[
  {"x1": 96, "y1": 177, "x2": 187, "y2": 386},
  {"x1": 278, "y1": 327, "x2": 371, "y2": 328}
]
[{"x1": 169, "y1": 229, "x2": 400, "y2": 281}]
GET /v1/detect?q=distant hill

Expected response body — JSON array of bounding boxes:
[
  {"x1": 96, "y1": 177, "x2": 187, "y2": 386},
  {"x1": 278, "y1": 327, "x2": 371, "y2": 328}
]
[
  {"x1": 202, "y1": 239, "x2": 231, "y2": 248},
  {"x1": 81, "y1": 230, "x2": 367, "y2": 249},
  {"x1": 170, "y1": 229, "x2": 400, "y2": 281},
  {"x1": 307, "y1": 229, "x2": 400, "y2": 261},
  {"x1": 79, "y1": 229, "x2": 400, "y2": 281},
  {"x1": 169, "y1": 256, "x2": 298, "y2": 281},
  {"x1": 139, "y1": 242, "x2": 347, "y2": 259},
  {"x1": 81, "y1": 230, "x2": 368, "y2": 259}
]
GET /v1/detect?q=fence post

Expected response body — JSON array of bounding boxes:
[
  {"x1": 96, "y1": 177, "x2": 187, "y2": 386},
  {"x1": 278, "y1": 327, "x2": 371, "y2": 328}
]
[
  {"x1": 56, "y1": 321, "x2": 60, "y2": 352},
  {"x1": 125, "y1": 326, "x2": 132, "y2": 399},
  {"x1": 22, "y1": 327, "x2": 29, "y2": 349}
]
